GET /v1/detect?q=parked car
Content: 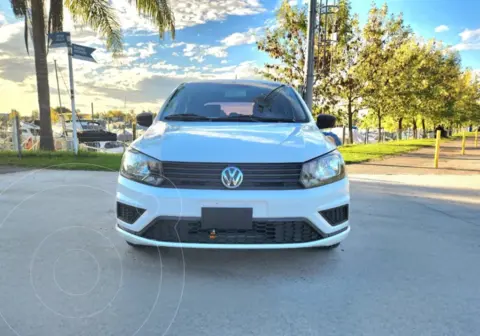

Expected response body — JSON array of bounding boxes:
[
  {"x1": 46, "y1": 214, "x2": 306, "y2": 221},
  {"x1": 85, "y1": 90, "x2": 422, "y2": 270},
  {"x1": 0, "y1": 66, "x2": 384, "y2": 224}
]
[{"x1": 116, "y1": 80, "x2": 350, "y2": 250}]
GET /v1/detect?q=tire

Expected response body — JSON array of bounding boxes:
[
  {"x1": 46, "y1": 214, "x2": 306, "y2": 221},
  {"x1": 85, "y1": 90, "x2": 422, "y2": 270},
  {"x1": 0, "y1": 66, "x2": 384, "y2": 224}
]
[
  {"x1": 126, "y1": 240, "x2": 143, "y2": 248},
  {"x1": 315, "y1": 243, "x2": 340, "y2": 250}
]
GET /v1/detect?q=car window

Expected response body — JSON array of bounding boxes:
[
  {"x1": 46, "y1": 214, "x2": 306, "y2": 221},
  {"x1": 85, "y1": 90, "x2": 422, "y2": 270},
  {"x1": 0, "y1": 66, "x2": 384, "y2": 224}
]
[{"x1": 159, "y1": 82, "x2": 309, "y2": 122}]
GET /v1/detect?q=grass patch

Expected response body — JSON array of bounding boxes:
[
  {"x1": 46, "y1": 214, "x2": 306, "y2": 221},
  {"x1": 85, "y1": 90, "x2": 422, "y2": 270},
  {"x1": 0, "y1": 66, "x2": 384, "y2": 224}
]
[
  {"x1": 339, "y1": 138, "x2": 437, "y2": 164},
  {"x1": 0, "y1": 150, "x2": 122, "y2": 171},
  {"x1": 0, "y1": 138, "x2": 442, "y2": 171},
  {"x1": 452, "y1": 131, "x2": 478, "y2": 139}
]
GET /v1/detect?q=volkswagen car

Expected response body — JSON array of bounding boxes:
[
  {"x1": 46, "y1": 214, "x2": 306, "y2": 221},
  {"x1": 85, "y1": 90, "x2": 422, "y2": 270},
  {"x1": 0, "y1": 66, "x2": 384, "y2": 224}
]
[{"x1": 116, "y1": 80, "x2": 350, "y2": 249}]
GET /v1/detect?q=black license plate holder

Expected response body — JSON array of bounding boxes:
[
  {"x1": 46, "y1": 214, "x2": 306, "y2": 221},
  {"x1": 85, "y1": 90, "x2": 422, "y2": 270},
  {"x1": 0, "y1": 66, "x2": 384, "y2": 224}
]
[{"x1": 201, "y1": 208, "x2": 253, "y2": 230}]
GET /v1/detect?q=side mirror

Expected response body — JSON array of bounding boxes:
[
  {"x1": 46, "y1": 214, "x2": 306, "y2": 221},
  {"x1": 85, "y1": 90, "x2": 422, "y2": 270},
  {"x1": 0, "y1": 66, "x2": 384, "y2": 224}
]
[
  {"x1": 136, "y1": 112, "x2": 153, "y2": 127},
  {"x1": 316, "y1": 114, "x2": 336, "y2": 129}
]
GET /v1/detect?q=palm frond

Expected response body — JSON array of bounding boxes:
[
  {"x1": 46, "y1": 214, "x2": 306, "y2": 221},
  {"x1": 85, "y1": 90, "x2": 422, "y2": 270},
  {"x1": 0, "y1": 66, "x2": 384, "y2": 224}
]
[
  {"x1": 48, "y1": 0, "x2": 63, "y2": 34},
  {"x1": 10, "y1": 0, "x2": 30, "y2": 54},
  {"x1": 130, "y1": 0, "x2": 175, "y2": 39},
  {"x1": 65, "y1": 0, "x2": 123, "y2": 53},
  {"x1": 24, "y1": 15, "x2": 29, "y2": 54},
  {"x1": 10, "y1": 0, "x2": 27, "y2": 17}
]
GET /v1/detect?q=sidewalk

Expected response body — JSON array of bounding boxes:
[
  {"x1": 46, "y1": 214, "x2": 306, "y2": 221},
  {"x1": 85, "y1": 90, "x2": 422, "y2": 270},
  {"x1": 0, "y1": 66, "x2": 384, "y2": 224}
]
[{"x1": 347, "y1": 137, "x2": 480, "y2": 175}]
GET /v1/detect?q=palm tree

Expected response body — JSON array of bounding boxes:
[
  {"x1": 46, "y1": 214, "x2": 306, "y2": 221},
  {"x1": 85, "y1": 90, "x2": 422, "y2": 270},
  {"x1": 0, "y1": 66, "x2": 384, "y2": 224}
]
[{"x1": 9, "y1": 0, "x2": 175, "y2": 150}]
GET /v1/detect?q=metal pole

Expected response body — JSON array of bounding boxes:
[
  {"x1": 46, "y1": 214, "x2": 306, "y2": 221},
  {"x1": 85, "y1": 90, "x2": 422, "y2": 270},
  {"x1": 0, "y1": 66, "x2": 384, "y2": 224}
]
[
  {"x1": 322, "y1": 0, "x2": 329, "y2": 75},
  {"x1": 317, "y1": 0, "x2": 323, "y2": 59},
  {"x1": 304, "y1": 0, "x2": 317, "y2": 110},
  {"x1": 54, "y1": 60, "x2": 67, "y2": 137},
  {"x1": 67, "y1": 34, "x2": 78, "y2": 154},
  {"x1": 434, "y1": 130, "x2": 441, "y2": 168},
  {"x1": 91, "y1": 102, "x2": 94, "y2": 120},
  {"x1": 54, "y1": 60, "x2": 63, "y2": 112},
  {"x1": 13, "y1": 112, "x2": 22, "y2": 158}
]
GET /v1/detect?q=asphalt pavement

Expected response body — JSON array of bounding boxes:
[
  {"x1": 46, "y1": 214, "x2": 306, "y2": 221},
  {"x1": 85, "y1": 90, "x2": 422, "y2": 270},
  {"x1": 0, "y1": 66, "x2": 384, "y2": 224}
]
[{"x1": 0, "y1": 169, "x2": 479, "y2": 336}]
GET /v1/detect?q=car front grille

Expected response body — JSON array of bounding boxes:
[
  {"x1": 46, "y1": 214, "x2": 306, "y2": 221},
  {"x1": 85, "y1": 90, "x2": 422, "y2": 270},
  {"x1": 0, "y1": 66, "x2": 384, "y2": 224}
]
[
  {"x1": 139, "y1": 218, "x2": 323, "y2": 244},
  {"x1": 117, "y1": 202, "x2": 145, "y2": 224},
  {"x1": 319, "y1": 205, "x2": 349, "y2": 226},
  {"x1": 161, "y1": 162, "x2": 303, "y2": 190}
]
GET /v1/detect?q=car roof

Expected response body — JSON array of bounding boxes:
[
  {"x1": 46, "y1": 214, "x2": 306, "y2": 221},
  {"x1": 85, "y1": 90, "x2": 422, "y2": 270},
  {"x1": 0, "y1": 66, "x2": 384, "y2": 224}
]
[{"x1": 184, "y1": 79, "x2": 287, "y2": 88}]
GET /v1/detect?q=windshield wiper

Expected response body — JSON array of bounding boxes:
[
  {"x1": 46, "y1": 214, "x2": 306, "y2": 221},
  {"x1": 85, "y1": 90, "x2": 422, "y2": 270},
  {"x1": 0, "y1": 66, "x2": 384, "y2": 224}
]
[
  {"x1": 213, "y1": 115, "x2": 296, "y2": 123},
  {"x1": 164, "y1": 114, "x2": 211, "y2": 121}
]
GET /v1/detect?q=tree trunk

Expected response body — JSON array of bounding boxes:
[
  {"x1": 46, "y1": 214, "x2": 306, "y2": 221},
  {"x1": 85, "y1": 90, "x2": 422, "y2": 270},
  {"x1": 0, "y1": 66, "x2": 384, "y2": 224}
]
[
  {"x1": 398, "y1": 117, "x2": 403, "y2": 140},
  {"x1": 421, "y1": 119, "x2": 426, "y2": 138},
  {"x1": 347, "y1": 99, "x2": 353, "y2": 144},
  {"x1": 412, "y1": 118, "x2": 417, "y2": 139},
  {"x1": 377, "y1": 112, "x2": 382, "y2": 143},
  {"x1": 31, "y1": 0, "x2": 54, "y2": 150}
]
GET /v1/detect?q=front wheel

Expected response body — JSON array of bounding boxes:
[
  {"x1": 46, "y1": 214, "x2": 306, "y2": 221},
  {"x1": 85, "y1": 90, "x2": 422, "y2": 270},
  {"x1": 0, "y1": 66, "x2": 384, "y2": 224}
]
[
  {"x1": 314, "y1": 243, "x2": 340, "y2": 250},
  {"x1": 126, "y1": 240, "x2": 143, "y2": 248}
]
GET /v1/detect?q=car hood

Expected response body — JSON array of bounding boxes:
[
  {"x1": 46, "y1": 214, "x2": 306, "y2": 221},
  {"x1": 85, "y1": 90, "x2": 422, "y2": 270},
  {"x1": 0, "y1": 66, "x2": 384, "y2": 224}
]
[{"x1": 131, "y1": 121, "x2": 336, "y2": 163}]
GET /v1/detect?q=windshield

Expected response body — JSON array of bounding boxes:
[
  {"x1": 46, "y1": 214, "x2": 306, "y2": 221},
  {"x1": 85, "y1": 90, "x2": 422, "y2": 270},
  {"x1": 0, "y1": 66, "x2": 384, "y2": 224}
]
[{"x1": 159, "y1": 82, "x2": 310, "y2": 122}]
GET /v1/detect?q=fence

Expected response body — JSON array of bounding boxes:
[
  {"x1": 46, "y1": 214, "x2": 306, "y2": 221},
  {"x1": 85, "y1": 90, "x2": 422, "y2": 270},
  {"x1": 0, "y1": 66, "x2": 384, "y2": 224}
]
[
  {"x1": 0, "y1": 118, "x2": 14, "y2": 151},
  {"x1": 0, "y1": 117, "x2": 77, "y2": 155}
]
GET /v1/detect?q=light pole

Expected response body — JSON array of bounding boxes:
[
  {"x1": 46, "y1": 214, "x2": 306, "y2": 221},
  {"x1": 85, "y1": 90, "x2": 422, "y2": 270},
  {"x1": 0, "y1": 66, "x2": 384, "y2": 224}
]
[{"x1": 304, "y1": 0, "x2": 317, "y2": 110}]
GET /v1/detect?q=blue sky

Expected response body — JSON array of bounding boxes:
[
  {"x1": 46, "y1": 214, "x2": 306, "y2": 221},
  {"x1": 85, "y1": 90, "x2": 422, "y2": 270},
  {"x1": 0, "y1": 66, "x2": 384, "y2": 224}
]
[{"x1": 0, "y1": 0, "x2": 479, "y2": 114}]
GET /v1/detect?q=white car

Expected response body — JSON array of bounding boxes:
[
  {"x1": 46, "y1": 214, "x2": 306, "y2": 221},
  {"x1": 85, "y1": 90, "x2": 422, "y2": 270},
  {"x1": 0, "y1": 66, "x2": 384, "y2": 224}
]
[{"x1": 116, "y1": 80, "x2": 350, "y2": 250}]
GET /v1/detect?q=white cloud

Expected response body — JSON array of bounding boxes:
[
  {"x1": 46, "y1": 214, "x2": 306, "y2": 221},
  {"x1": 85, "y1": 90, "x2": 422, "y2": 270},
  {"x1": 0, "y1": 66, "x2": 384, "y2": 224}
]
[
  {"x1": 109, "y1": 0, "x2": 265, "y2": 33},
  {"x1": 151, "y1": 61, "x2": 180, "y2": 71},
  {"x1": 211, "y1": 65, "x2": 238, "y2": 73},
  {"x1": 182, "y1": 43, "x2": 228, "y2": 63},
  {"x1": 168, "y1": 42, "x2": 187, "y2": 48},
  {"x1": 183, "y1": 43, "x2": 197, "y2": 57},
  {"x1": 0, "y1": 20, "x2": 23, "y2": 44},
  {"x1": 453, "y1": 27, "x2": 480, "y2": 50},
  {"x1": 434, "y1": 25, "x2": 449, "y2": 33},
  {"x1": 221, "y1": 27, "x2": 263, "y2": 47},
  {"x1": 473, "y1": 69, "x2": 480, "y2": 80},
  {"x1": 0, "y1": 0, "x2": 266, "y2": 113},
  {"x1": 459, "y1": 28, "x2": 480, "y2": 42},
  {"x1": 221, "y1": 60, "x2": 228, "y2": 64},
  {"x1": 205, "y1": 46, "x2": 228, "y2": 58},
  {"x1": 453, "y1": 43, "x2": 480, "y2": 51}
]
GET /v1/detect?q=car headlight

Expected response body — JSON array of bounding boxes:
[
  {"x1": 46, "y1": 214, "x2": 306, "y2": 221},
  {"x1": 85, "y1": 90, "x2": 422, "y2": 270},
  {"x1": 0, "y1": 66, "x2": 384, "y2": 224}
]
[
  {"x1": 120, "y1": 148, "x2": 164, "y2": 186},
  {"x1": 300, "y1": 151, "x2": 345, "y2": 188}
]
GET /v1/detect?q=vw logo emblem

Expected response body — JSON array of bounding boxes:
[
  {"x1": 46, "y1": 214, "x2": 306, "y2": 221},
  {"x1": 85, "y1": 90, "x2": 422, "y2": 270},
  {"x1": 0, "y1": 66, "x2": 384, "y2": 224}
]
[{"x1": 221, "y1": 166, "x2": 243, "y2": 189}]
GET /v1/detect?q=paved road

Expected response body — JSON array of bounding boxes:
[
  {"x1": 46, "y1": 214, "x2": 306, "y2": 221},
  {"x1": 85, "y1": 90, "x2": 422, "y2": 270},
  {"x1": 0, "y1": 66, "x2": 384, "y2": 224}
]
[
  {"x1": 348, "y1": 137, "x2": 480, "y2": 175},
  {"x1": 0, "y1": 170, "x2": 479, "y2": 336}
]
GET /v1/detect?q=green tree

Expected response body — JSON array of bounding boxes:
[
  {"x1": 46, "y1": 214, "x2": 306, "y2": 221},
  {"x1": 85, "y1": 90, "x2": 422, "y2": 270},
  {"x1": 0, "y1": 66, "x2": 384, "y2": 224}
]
[
  {"x1": 358, "y1": 3, "x2": 411, "y2": 142},
  {"x1": 257, "y1": 0, "x2": 307, "y2": 86},
  {"x1": 50, "y1": 108, "x2": 60, "y2": 123},
  {"x1": 106, "y1": 110, "x2": 126, "y2": 120},
  {"x1": 257, "y1": 0, "x2": 362, "y2": 142},
  {"x1": 9, "y1": 0, "x2": 175, "y2": 150},
  {"x1": 317, "y1": 0, "x2": 364, "y2": 143},
  {"x1": 124, "y1": 110, "x2": 137, "y2": 125},
  {"x1": 9, "y1": 110, "x2": 21, "y2": 120}
]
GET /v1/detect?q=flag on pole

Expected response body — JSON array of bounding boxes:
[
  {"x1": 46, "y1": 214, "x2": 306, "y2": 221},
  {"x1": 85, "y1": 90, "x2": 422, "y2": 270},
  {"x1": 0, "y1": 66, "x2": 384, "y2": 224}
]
[
  {"x1": 71, "y1": 44, "x2": 97, "y2": 62},
  {"x1": 48, "y1": 32, "x2": 70, "y2": 48}
]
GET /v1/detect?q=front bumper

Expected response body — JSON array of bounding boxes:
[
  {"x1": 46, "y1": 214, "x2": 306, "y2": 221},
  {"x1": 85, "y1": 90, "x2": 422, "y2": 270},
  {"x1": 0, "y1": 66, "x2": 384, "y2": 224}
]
[{"x1": 116, "y1": 175, "x2": 350, "y2": 249}]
